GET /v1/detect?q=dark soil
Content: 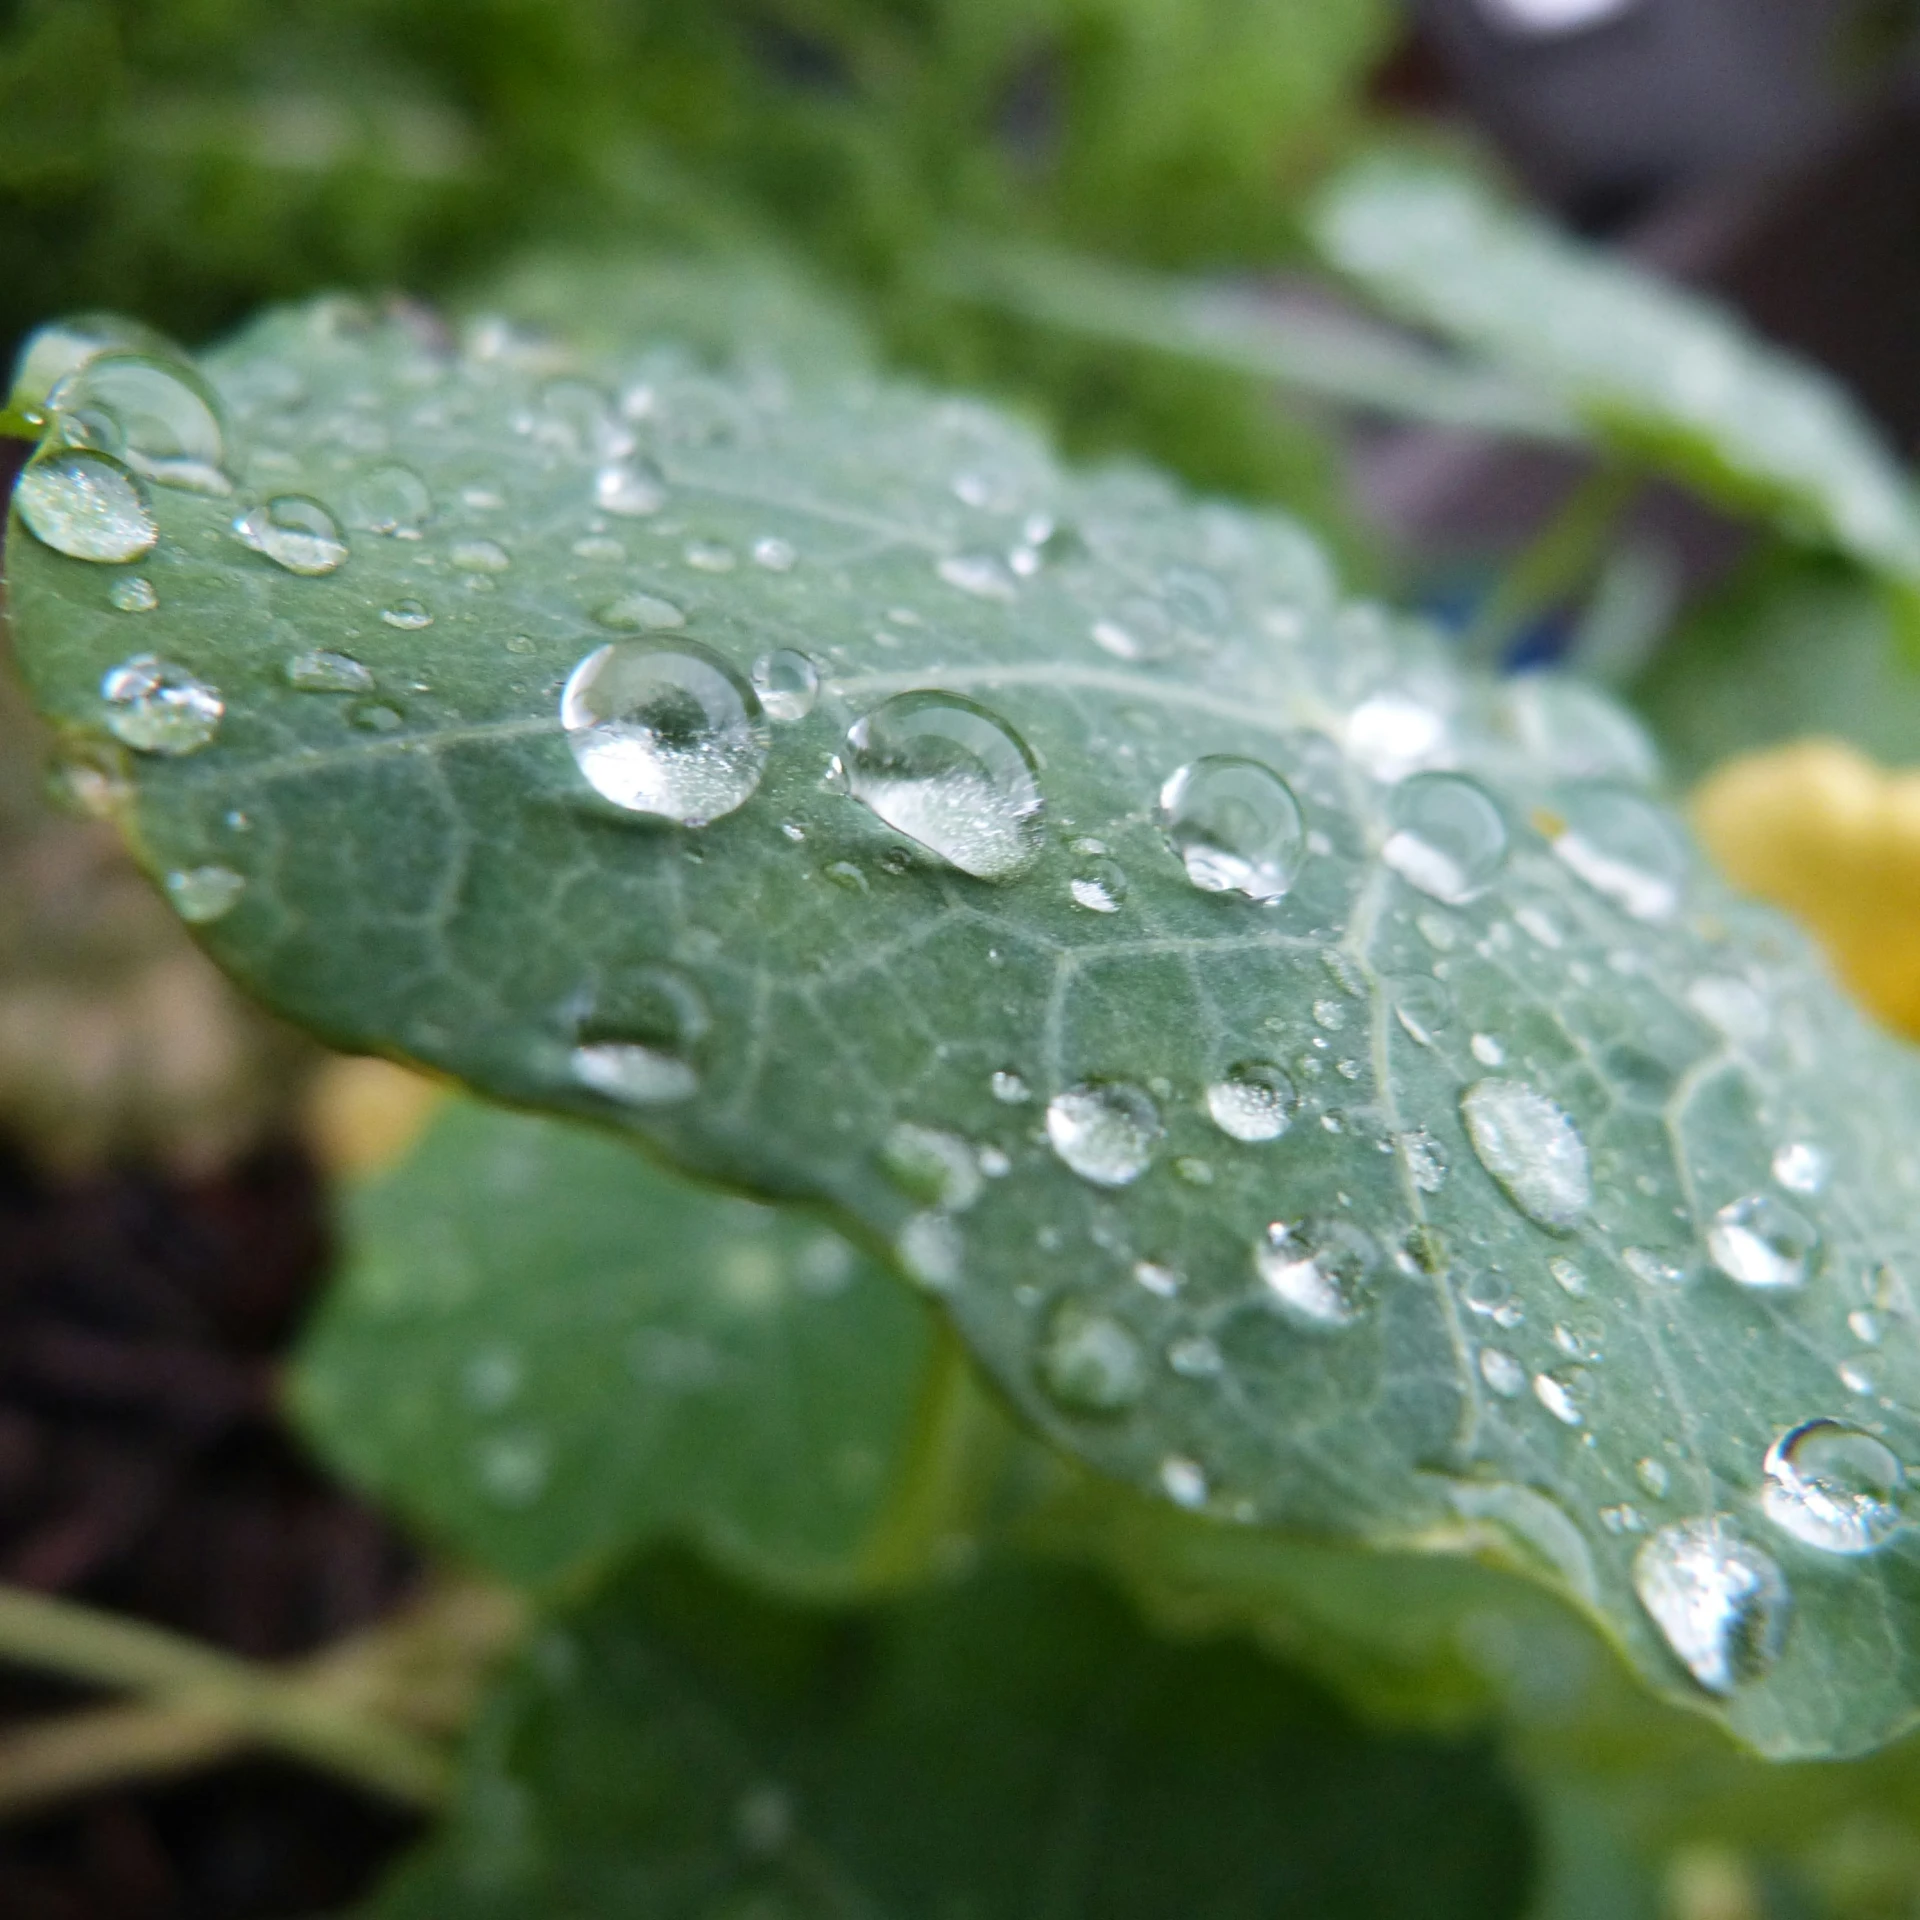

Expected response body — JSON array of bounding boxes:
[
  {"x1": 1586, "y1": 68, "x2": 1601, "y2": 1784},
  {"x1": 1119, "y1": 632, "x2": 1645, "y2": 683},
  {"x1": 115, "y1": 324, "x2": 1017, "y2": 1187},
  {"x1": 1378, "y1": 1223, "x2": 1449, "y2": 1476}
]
[{"x1": 0, "y1": 1137, "x2": 423, "y2": 1920}]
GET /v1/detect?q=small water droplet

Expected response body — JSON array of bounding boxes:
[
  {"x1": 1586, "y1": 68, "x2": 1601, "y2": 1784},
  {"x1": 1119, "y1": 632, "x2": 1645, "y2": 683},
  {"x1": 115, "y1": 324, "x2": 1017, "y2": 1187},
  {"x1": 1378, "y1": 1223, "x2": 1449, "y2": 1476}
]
[
  {"x1": 462, "y1": 1345, "x2": 523, "y2": 1412},
  {"x1": 752, "y1": 535, "x2": 797, "y2": 571},
  {"x1": 1401, "y1": 1129, "x2": 1447, "y2": 1191},
  {"x1": 349, "y1": 701, "x2": 405, "y2": 733},
  {"x1": 450, "y1": 537, "x2": 511, "y2": 574},
  {"x1": 1069, "y1": 854, "x2": 1128, "y2": 913},
  {"x1": 1174, "y1": 1156, "x2": 1215, "y2": 1185},
  {"x1": 990, "y1": 1069, "x2": 1029, "y2": 1105},
  {"x1": 1624, "y1": 1246, "x2": 1686, "y2": 1287},
  {"x1": 594, "y1": 456, "x2": 666, "y2": 518},
  {"x1": 898, "y1": 1211, "x2": 962, "y2": 1291},
  {"x1": 1159, "y1": 756, "x2": 1306, "y2": 901},
  {"x1": 1550, "y1": 785, "x2": 1689, "y2": 922},
  {"x1": 1256, "y1": 1220, "x2": 1375, "y2": 1329},
  {"x1": 1039, "y1": 1301, "x2": 1148, "y2": 1414},
  {"x1": 1762, "y1": 1418, "x2": 1907, "y2": 1556},
  {"x1": 1688, "y1": 975, "x2": 1770, "y2": 1045},
  {"x1": 381, "y1": 598, "x2": 433, "y2": 630},
  {"x1": 1771, "y1": 1142, "x2": 1828, "y2": 1196},
  {"x1": 1471, "y1": 1033, "x2": 1505, "y2": 1067},
  {"x1": 571, "y1": 1042, "x2": 698, "y2": 1106},
  {"x1": 234, "y1": 495, "x2": 348, "y2": 575},
  {"x1": 1533, "y1": 1369, "x2": 1587, "y2": 1426},
  {"x1": 937, "y1": 552, "x2": 1017, "y2": 601},
  {"x1": 344, "y1": 463, "x2": 433, "y2": 534},
  {"x1": 881, "y1": 1122, "x2": 982, "y2": 1212},
  {"x1": 1168, "y1": 1334, "x2": 1223, "y2": 1379},
  {"x1": 51, "y1": 352, "x2": 230, "y2": 493},
  {"x1": 286, "y1": 648, "x2": 374, "y2": 693},
  {"x1": 1850, "y1": 1309, "x2": 1882, "y2": 1346},
  {"x1": 1135, "y1": 1259, "x2": 1182, "y2": 1297},
  {"x1": 1480, "y1": 1347, "x2": 1526, "y2": 1397},
  {"x1": 1391, "y1": 977, "x2": 1452, "y2": 1047},
  {"x1": 108, "y1": 574, "x2": 157, "y2": 613},
  {"x1": 1159, "y1": 1455, "x2": 1209, "y2": 1509},
  {"x1": 1637, "y1": 1457, "x2": 1671, "y2": 1498},
  {"x1": 164, "y1": 865, "x2": 244, "y2": 923},
  {"x1": 1046, "y1": 1083, "x2": 1162, "y2": 1187},
  {"x1": 1382, "y1": 772, "x2": 1508, "y2": 904},
  {"x1": 1516, "y1": 904, "x2": 1563, "y2": 948},
  {"x1": 844, "y1": 692, "x2": 1042, "y2": 880},
  {"x1": 751, "y1": 649, "x2": 818, "y2": 723},
  {"x1": 17, "y1": 449, "x2": 157, "y2": 563},
  {"x1": 1707, "y1": 1194, "x2": 1817, "y2": 1292},
  {"x1": 562, "y1": 638, "x2": 769, "y2": 826},
  {"x1": 476, "y1": 1431, "x2": 551, "y2": 1508},
  {"x1": 1633, "y1": 1519, "x2": 1790, "y2": 1694},
  {"x1": 1460, "y1": 1079, "x2": 1591, "y2": 1230},
  {"x1": 684, "y1": 538, "x2": 736, "y2": 573},
  {"x1": 594, "y1": 591, "x2": 686, "y2": 633},
  {"x1": 100, "y1": 654, "x2": 222, "y2": 755},
  {"x1": 1205, "y1": 1061, "x2": 1298, "y2": 1143},
  {"x1": 1550, "y1": 1256, "x2": 1588, "y2": 1297}
]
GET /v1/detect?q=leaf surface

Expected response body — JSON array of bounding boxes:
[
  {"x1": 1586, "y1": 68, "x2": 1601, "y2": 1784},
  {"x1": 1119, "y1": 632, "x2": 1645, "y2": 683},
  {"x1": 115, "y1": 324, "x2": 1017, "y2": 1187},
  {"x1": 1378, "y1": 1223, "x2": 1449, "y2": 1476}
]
[
  {"x1": 12, "y1": 275, "x2": 1920, "y2": 1753},
  {"x1": 295, "y1": 1096, "x2": 944, "y2": 1592},
  {"x1": 365, "y1": 1554, "x2": 1535, "y2": 1920}
]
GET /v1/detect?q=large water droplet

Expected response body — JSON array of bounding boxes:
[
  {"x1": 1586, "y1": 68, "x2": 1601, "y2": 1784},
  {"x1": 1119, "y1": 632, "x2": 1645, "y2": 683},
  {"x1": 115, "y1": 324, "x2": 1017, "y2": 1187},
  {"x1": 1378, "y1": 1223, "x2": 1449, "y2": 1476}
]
[
  {"x1": 843, "y1": 692, "x2": 1042, "y2": 880},
  {"x1": 1256, "y1": 1220, "x2": 1376, "y2": 1329},
  {"x1": 1633, "y1": 1519, "x2": 1791, "y2": 1695},
  {"x1": 1762, "y1": 1419, "x2": 1907, "y2": 1556},
  {"x1": 1038, "y1": 1300, "x2": 1148, "y2": 1415},
  {"x1": 1382, "y1": 773, "x2": 1508, "y2": 905},
  {"x1": 562, "y1": 639, "x2": 769, "y2": 826},
  {"x1": 234, "y1": 495, "x2": 349, "y2": 575},
  {"x1": 1046, "y1": 1082, "x2": 1162, "y2": 1187},
  {"x1": 164, "y1": 865, "x2": 245, "y2": 923},
  {"x1": 1460, "y1": 1079, "x2": 1591, "y2": 1230},
  {"x1": 286, "y1": 648, "x2": 374, "y2": 694},
  {"x1": 51, "y1": 352, "x2": 230, "y2": 494},
  {"x1": 570, "y1": 1043, "x2": 698, "y2": 1106},
  {"x1": 751, "y1": 649, "x2": 819, "y2": 722},
  {"x1": 16, "y1": 450, "x2": 157, "y2": 563},
  {"x1": 1205, "y1": 1061, "x2": 1297, "y2": 1142},
  {"x1": 1159, "y1": 756, "x2": 1306, "y2": 901},
  {"x1": 1708, "y1": 1194, "x2": 1817, "y2": 1292},
  {"x1": 101, "y1": 654, "x2": 222, "y2": 755},
  {"x1": 343, "y1": 463, "x2": 433, "y2": 535},
  {"x1": 1549, "y1": 785, "x2": 1689, "y2": 922},
  {"x1": 10, "y1": 312, "x2": 180, "y2": 415}
]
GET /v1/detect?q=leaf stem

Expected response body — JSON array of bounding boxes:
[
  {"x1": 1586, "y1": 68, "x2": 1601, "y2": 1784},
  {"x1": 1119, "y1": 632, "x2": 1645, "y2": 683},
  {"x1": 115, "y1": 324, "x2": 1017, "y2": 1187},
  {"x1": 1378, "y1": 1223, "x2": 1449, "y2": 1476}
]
[
  {"x1": 1464, "y1": 462, "x2": 1643, "y2": 666},
  {"x1": 0, "y1": 1580, "x2": 471, "y2": 1811}
]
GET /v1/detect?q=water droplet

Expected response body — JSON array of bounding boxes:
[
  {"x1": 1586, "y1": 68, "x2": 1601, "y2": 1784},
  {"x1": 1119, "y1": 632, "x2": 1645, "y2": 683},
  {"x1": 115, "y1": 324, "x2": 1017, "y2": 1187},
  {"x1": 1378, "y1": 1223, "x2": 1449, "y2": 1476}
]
[
  {"x1": 51, "y1": 352, "x2": 230, "y2": 493},
  {"x1": 164, "y1": 864, "x2": 244, "y2": 923},
  {"x1": 1850, "y1": 1309, "x2": 1882, "y2": 1346},
  {"x1": 684, "y1": 538, "x2": 736, "y2": 573},
  {"x1": 1633, "y1": 1519, "x2": 1790, "y2": 1694},
  {"x1": 1688, "y1": 975, "x2": 1769, "y2": 1045},
  {"x1": 562, "y1": 638, "x2": 770, "y2": 826},
  {"x1": 1038, "y1": 1301, "x2": 1148, "y2": 1414},
  {"x1": 1550, "y1": 785, "x2": 1689, "y2": 922},
  {"x1": 881, "y1": 1122, "x2": 982, "y2": 1212},
  {"x1": 1256, "y1": 1220, "x2": 1375, "y2": 1329},
  {"x1": 1772, "y1": 1142, "x2": 1829, "y2": 1196},
  {"x1": 1762, "y1": 1419, "x2": 1907, "y2": 1556},
  {"x1": 285, "y1": 648, "x2": 374, "y2": 694},
  {"x1": 1168, "y1": 1334, "x2": 1223, "y2": 1379},
  {"x1": 595, "y1": 591, "x2": 686, "y2": 632},
  {"x1": 234, "y1": 495, "x2": 348, "y2": 576},
  {"x1": 1069, "y1": 855, "x2": 1128, "y2": 913},
  {"x1": 1159, "y1": 756, "x2": 1306, "y2": 901},
  {"x1": 1460, "y1": 1079, "x2": 1591, "y2": 1230},
  {"x1": 1480, "y1": 1347, "x2": 1526, "y2": 1397},
  {"x1": 108, "y1": 574, "x2": 157, "y2": 613},
  {"x1": 752, "y1": 535, "x2": 797, "y2": 571},
  {"x1": 10, "y1": 312, "x2": 180, "y2": 415},
  {"x1": 1533, "y1": 1369, "x2": 1587, "y2": 1426},
  {"x1": 476, "y1": 1431, "x2": 551, "y2": 1508},
  {"x1": 381, "y1": 599, "x2": 433, "y2": 630},
  {"x1": 16, "y1": 449, "x2": 157, "y2": 563},
  {"x1": 990, "y1": 1069, "x2": 1029, "y2": 1105},
  {"x1": 1401, "y1": 1129, "x2": 1447, "y2": 1192},
  {"x1": 344, "y1": 463, "x2": 433, "y2": 534},
  {"x1": 1471, "y1": 1033, "x2": 1506, "y2": 1067},
  {"x1": 450, "y1": 537, "x2": 511, "y2": 574},
  {"x1": 1391, "y1": 976, "x2": 1452, "y2": 1047},
  {"x1": 1637, "y1": 1457, "x2": 1671, "y2": 1498},
  {"x1": 1624, "y1": 1246, "x2": 1686, "y2": 1287},
  {"x1": 937, "y1": 552, "x2": 1017, "y2": 601},
  {"x1": 1173, "y1": 1156, "x2": 1214, "y2": 1185},
  {"x1": 1516, "y1": 905, "x2": 1563, "y2": 948},
  {"x1": 571, "y1": 1042, "x2": 699, "y2": 1106},
  {"x1": 1205, "y1": 1061, "x2": 1298, "y2": 1143},
  {"x1": 1345, "y1": 693, "x2": 1446, "y2": 783},
  {"x1": 100, "y1": 654, "x2": 222, "y2": 755},
  {"x1": 843, "y1": 692, "x2": 1042, "y2": 880},
  {"x1": 1707, "y1": 1194, "x2": 1817, "y2": 1292},
  {"x1": 1550, "y1": 1256, "x2": 1588, "y2": 1297},
  {"x1": 1134, "y1": 1259, "x2": 1182, "y2": 1297},
  {"x1": 1046, "y1": 1082, "x2": 1161, "y2": 1187},
  {"x1": 898, "y1": 1211, "x2": 962, "y2": 1291},
  {"x1": 594, "y1": 457, "x2": 666, "y2": 517},
  {"x1": 1506, "y1": 673, "x2": 1659, "y2": 784},
  {"x1": 751, "y1": 649, "x2": 818, "y2": 723},
  {"x1": 1159, "y1": 1456, "x2": 1209, "y2": 1509},
  {"x1": 1382, "y1": 773, "x2": 1508, "y2": 904}
]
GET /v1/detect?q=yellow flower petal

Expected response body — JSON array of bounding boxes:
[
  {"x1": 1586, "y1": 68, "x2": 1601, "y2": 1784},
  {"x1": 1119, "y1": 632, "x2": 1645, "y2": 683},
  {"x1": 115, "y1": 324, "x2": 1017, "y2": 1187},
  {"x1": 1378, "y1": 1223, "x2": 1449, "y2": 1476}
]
[
  {"x1": 305, "y1": 1055, "x2": 444, "y2": 1180},
  {"x1": 1693, "y1": 737, "x2": 1920, "y2": 1038}
]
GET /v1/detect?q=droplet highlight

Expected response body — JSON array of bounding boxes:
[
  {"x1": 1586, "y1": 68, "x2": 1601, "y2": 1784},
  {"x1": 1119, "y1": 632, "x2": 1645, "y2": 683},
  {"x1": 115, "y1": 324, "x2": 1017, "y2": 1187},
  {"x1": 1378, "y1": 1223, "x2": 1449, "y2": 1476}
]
[
  {"x1": 1045, "y1": 1083, "x2": 1162, "y2": 1187},
  {"x1": 100, "y1": 655, "x2": 222, "y2": 756},
  {"x1": 1707, "y1": 1194, "x2": 1817, "y2": 1292},
  {"x1": 1159, "y1": 756, "x2": 1306, "y2": 902},
  {"x1": 1762, "y1": 1419, "x2": 1907, "y2": 1556},
  {"x1": 1633, "y1": 1519, "x2": 1790, "y2": 1695}
]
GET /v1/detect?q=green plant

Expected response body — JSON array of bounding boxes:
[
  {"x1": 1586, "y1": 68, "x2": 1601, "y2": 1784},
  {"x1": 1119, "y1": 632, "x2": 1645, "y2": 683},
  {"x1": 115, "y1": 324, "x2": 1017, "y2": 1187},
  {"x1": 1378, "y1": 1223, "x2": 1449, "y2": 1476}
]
[{"x1": 8, "y1": 8, "x2": 1920, "y2": 1916}]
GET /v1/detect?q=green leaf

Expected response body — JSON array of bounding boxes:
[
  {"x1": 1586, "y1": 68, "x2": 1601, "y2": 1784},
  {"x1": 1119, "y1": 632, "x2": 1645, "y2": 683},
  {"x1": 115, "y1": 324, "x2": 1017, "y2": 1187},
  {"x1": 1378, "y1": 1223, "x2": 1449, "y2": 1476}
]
[
  {"x1": 1311, "y1": 164, "x2": 1920, "y2": 591},
  {"x1": 937, "y1": 235, "x2": 1582, "y2": 442},
  {"x1": 293, "y1": 1096, "x2": 975, "y2": 1594},
  {"x1": 13, "y1": 273, "x2": 1920, "y2": 1756},
  {"x1": 365, "y1": 1553, "x2": 1535, "y2": 1919}
]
